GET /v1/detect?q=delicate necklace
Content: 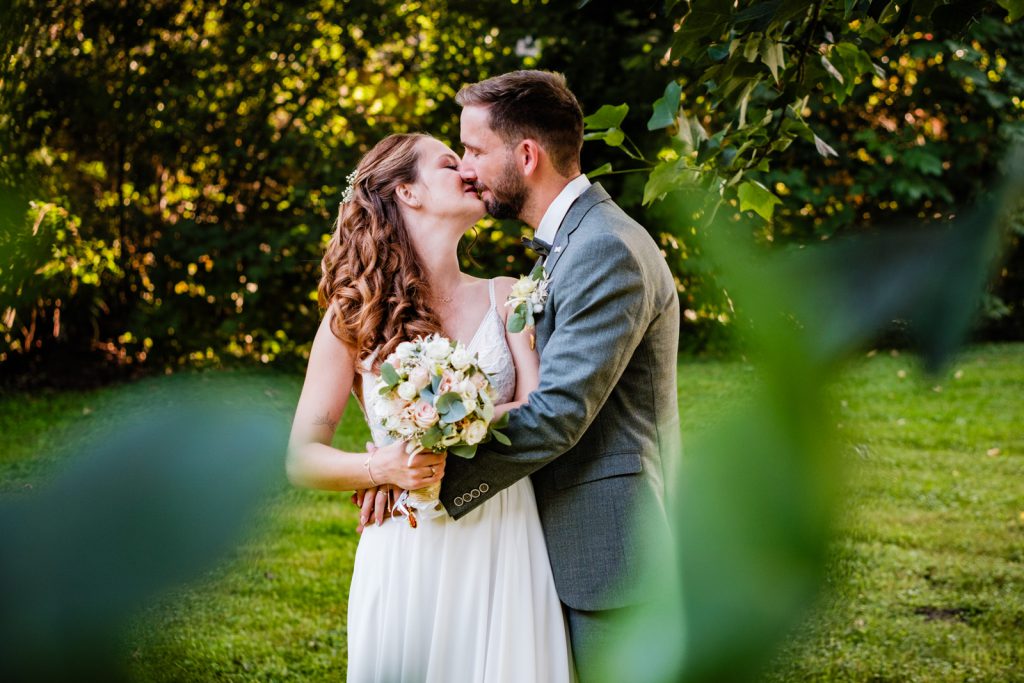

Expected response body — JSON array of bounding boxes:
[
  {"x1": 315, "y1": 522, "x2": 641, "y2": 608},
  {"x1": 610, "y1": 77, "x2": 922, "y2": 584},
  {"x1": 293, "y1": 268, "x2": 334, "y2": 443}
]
[{"x1": 436, "y1": 280, "x2": 460, "y2": 305}]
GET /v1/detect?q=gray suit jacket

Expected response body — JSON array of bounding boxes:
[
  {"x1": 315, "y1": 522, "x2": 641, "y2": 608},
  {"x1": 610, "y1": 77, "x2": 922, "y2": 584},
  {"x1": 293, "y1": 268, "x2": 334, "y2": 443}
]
[{"x1": 440, "y1": 183, "x2": 680, "y2": 611}]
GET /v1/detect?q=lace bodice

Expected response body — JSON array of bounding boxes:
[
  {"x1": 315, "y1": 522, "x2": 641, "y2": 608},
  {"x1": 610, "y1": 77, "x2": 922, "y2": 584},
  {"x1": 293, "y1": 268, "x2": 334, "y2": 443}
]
[{"x1": 358, "y1": 279, "x2": 516, "y2": 446}]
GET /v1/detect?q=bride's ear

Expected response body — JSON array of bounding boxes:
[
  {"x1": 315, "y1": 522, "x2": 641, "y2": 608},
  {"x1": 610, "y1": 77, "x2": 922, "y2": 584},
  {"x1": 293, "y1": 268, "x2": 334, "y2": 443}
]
[{"x1": 395, "y1": 183, "x2": 422, "y2": 209}]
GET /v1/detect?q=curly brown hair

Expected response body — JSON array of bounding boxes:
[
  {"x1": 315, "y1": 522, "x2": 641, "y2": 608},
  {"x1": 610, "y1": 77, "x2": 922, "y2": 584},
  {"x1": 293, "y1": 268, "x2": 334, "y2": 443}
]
[{"x1": 318, "y1": 133, "x2": 443, "y2": 371}]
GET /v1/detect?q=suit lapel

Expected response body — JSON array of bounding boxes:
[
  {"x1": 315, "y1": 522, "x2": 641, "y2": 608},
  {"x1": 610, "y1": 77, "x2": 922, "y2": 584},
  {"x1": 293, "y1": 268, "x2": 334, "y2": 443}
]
[{"x1": 541, "y1": 183, "x2": 610, "y2": 277}]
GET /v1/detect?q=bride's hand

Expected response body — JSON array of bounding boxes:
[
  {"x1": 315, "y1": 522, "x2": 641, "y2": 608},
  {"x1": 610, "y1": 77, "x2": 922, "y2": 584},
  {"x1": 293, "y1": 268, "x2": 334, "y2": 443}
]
[{"x1": 371, "y1": 440, "x2": 446, "y2": 491}]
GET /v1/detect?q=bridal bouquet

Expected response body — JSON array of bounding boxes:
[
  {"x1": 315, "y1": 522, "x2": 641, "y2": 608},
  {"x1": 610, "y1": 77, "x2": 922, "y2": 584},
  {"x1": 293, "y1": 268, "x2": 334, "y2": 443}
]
[{"x1": 372, "y1": 333, "x2": 510, "y2": 525}]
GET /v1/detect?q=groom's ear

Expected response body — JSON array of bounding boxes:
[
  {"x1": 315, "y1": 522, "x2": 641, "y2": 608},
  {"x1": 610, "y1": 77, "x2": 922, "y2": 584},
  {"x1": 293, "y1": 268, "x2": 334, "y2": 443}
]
[
  {"x1": 517, "y1": 139, "x2": 542, "y2": 178},
  {"x1": 395, "y1": 183, "x2": 422, "y2": 209}
]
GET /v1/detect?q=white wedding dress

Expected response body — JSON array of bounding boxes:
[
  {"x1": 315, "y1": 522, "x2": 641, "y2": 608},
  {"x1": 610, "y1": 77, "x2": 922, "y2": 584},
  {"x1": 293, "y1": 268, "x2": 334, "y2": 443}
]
[{"x1": 347, "y1": 279, "x2": 574, "y2": 683}]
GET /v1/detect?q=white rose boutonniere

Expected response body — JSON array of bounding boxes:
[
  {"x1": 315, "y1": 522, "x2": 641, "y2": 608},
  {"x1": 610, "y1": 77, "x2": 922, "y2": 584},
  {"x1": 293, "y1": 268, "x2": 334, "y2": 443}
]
[{"x1": 505, "y1": 263, "x2": 550, "y2": 335}]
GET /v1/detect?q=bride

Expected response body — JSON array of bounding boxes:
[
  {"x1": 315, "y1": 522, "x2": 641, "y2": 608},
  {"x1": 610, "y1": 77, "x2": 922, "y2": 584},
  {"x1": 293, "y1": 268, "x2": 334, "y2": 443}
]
[{"x1": 286, "y1": 133, "x2": 574, "y2": 682}]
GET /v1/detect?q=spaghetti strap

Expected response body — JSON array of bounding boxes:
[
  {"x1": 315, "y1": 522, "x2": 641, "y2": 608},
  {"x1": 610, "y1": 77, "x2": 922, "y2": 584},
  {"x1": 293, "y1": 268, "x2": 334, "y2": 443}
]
[{"x1": 488, "y1": 278, "x2": 496, "y2": 309}]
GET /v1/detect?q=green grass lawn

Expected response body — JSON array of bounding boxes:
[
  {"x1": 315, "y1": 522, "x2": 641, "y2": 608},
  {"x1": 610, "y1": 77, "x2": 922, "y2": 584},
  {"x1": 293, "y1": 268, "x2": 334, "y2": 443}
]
[{"x1": 1, "y1": 344, "x2": 1021, "y2": 681}]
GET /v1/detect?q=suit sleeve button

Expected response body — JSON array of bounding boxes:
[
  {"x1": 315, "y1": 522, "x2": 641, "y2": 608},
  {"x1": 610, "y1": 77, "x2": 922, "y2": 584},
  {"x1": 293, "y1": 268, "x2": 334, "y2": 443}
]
[
  {"x1": 479, "y1": 483, "x2": 489, "y2": 493},
  {"x1": 454, "y1": 496, "x2": 464, "y2": 506}
]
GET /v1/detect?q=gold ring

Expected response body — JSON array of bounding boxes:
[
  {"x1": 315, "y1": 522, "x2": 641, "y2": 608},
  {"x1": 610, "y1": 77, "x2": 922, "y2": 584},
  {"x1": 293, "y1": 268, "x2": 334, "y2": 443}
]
[{"x1": 430, "y1": 465, "x2": 437, "y2": 476}]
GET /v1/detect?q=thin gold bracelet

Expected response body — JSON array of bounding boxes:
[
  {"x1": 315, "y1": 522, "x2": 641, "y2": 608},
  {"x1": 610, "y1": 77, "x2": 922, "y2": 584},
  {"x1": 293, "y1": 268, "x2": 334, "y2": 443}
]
[{"x1": 364, "y1": 450, "x2": 379, "y2": 487}]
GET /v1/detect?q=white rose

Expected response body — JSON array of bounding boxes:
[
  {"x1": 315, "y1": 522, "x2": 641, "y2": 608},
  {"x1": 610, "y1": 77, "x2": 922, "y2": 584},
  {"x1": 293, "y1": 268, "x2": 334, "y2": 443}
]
[
  {"x1": 511, "y1": 279, "x2": 534, "y2": 298},
  {"x1": 408, "y1": 365, "x2": 431, "y2": 390},
  {"x1": 373, "y1": 396, "x2": 400, "y2": 417},
  {"x1": 396, "y1": 341, "x2": 417, "y2": 361},
  {"x1": 397, "y1": 381, "x2": 418, "y2": 401},
  {"x1": 457, "y1": 378, "x2": 478, "y2": 401},
  {"x1": 424, "y1": 337, "x2": 451, "y2": 360},
  {"x1": 464, "y1": 420, "x2": 488, "y2": 445},
  {"x1": 450, "y1": 346, "x2": 474, "y2": 370}
]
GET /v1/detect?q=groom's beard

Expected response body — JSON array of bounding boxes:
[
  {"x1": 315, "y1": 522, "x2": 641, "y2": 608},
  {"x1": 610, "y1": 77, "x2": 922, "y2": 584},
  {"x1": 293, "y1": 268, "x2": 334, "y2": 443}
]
[{"x1": 480, "y1": 160, "x2": 528, "y2": 220}]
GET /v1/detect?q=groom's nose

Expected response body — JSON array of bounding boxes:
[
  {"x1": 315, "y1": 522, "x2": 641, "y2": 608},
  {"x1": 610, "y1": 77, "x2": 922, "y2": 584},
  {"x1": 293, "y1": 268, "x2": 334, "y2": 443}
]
[{"x1": 458, "y1": 159, "x2": 476, "y2": 183}]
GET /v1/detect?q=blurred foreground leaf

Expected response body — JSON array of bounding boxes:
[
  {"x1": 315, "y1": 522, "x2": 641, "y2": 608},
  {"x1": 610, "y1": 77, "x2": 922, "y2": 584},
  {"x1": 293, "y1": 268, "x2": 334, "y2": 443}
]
[
  {"x1": 0, "y1": 375, "x2": 287, "y2": 681},
  {"x1": 601, "y1": 150, "x2": 1021, "y2": 682}
]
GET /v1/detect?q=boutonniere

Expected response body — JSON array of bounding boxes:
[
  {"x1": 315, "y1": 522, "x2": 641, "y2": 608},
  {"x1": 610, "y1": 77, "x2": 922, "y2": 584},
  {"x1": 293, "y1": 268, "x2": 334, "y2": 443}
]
[{"x1": 505, "y1": 263, "x2": 550, "y2": 347}]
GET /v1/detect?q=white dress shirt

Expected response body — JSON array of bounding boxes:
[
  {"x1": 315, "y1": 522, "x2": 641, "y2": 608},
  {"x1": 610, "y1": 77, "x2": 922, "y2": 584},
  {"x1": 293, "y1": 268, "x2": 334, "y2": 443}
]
[{"x1": 534, "y1": 174, "x2": 592, "y2": 246}]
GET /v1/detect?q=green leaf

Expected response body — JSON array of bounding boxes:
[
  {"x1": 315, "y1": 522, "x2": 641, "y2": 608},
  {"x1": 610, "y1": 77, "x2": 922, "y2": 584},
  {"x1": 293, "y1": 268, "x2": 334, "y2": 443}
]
[
  {"x1": 440, "y1": 400, "x2": 468, "y2": 424},
  {"x1": 380, "y1": 362, "x2": 400, "y2": 388},
  {"x1": 449, "y1": 443, "x2": 478, "y2": 458},
  {"x1": 420, "y1": 425, "x2": 442, "y2": 449},
  {"x1": 737, "y1": 180, "x2": 782, "y2": 221},
  {"x1": 507, "y1": 306, "x2": 527, "y2": 333},
  {"x1": 643, "y1": 159, "x2": 697, "y2": 206},
  {"x1": 430, "y1": 373, "x2": 441, "y2": 394},
  {"x1": 491, "y1": 429, "x2": 511, "y2": 446},
  {"x1": 759, "y1": 41, "x2": 785, "y2": 84},
  {"x1": 648, "y1": 80, "x2": 683, "y2": 131},
  {"x1": 491, "y1": 412, "x2": 510, "y2": 430},
  {"x1": 584, "y1": 128, "x2": 625, "y2": 147},
  {"x1": 672, "y1": 4, "x2": 732, "y2": 62},
  {"x1": 587, "y1": 162, "x2": 614, "y2": 179},
  {"x1": 707, "y1": 44, "x2": 730, "y2": 62},
  {"x1": 583, "y1": 103, "x2": 629, "y2": 130},
  {"x1": 998, "y1": 0, "x2": 1024, "y2": 21},
  {"x1": 435, "y1": 392, "x2": 462, "y2": 413}
]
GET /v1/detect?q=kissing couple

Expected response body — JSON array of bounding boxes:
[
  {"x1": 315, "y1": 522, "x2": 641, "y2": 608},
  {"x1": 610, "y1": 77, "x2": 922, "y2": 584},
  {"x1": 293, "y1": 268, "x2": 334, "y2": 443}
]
[{"x1": 287, "y1": 69, "x2": 680, "y2": 682}]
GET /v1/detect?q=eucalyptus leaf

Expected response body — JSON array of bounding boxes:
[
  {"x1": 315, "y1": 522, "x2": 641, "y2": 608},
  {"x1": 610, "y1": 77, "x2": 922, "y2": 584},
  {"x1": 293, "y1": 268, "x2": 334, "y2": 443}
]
[
  {"x1": 420, "y1": 425, "x2": 442, "y2": 449},
  {"x1": 507, "y1": 306, "x2": 527, "y2": 333},
  {"x1": 435, "y1": 392, "x2": 462, "y2": 413},
  {"x1": 440, "y1": 400, "x2": 468, "y2": 424},
  {"x1": 449, "y1": 444, "x2": 478, "y2": 459},
  {"x1": 380, "y1": 362, "x2": 400, "y2": 388},
  {"x1": 491, "y1": 429, "x2": 511, "y2": 446}
]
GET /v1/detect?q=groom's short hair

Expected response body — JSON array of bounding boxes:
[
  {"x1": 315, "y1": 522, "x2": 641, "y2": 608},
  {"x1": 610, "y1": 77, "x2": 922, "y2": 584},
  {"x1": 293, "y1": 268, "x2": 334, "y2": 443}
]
[{"x1": 456, "y1": 70, "x2": 584, "y2": 176}]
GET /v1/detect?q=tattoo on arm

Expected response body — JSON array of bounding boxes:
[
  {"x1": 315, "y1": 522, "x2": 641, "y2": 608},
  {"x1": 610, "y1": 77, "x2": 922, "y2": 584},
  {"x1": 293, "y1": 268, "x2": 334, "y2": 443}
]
[{"x1": 313, "y1": 412, "x2": 339, "y2": 430}]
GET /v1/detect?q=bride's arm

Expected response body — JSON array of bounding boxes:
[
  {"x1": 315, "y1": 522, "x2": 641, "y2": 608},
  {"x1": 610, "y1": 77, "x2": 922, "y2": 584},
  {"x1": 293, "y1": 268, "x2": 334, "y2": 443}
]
[
  {"x1": 286, "y1": 309, "x2": 446, "y2": 492},
  {"x1": 493, "y1": 276, "x2": 540, "y2": 419}
]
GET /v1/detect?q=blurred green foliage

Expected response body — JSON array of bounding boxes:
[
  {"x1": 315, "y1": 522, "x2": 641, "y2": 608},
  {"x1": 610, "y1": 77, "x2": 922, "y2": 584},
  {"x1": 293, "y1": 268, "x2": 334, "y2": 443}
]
[{"x1": 0, "y1": 373, "x2": 288, "y2": 681}]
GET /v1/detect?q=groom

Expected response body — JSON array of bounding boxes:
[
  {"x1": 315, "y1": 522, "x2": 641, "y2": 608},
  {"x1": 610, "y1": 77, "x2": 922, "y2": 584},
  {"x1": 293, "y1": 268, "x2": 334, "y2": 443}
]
[{"x1": 443, "y1": 70, "x2": 680, "y2": 679}]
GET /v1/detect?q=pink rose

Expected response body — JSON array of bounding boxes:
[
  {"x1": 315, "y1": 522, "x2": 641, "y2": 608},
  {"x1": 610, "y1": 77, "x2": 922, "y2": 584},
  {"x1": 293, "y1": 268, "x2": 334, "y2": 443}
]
[
  {"x1": 413, "y1": 401, "x2": 439, "y2": 428},
  {"x1": 438, "y1": 369, "x2": 458, "y2": 394}
]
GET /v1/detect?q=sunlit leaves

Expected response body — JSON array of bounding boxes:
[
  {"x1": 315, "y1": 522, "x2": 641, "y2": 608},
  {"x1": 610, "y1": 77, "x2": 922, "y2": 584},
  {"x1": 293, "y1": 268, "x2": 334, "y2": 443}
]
[
  {"x1": 737, "y1": 180, "x2": 781, "y2": 221},
  {"x1": 998, "y1": 0, "x2": 1024, "y2": 21}
]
